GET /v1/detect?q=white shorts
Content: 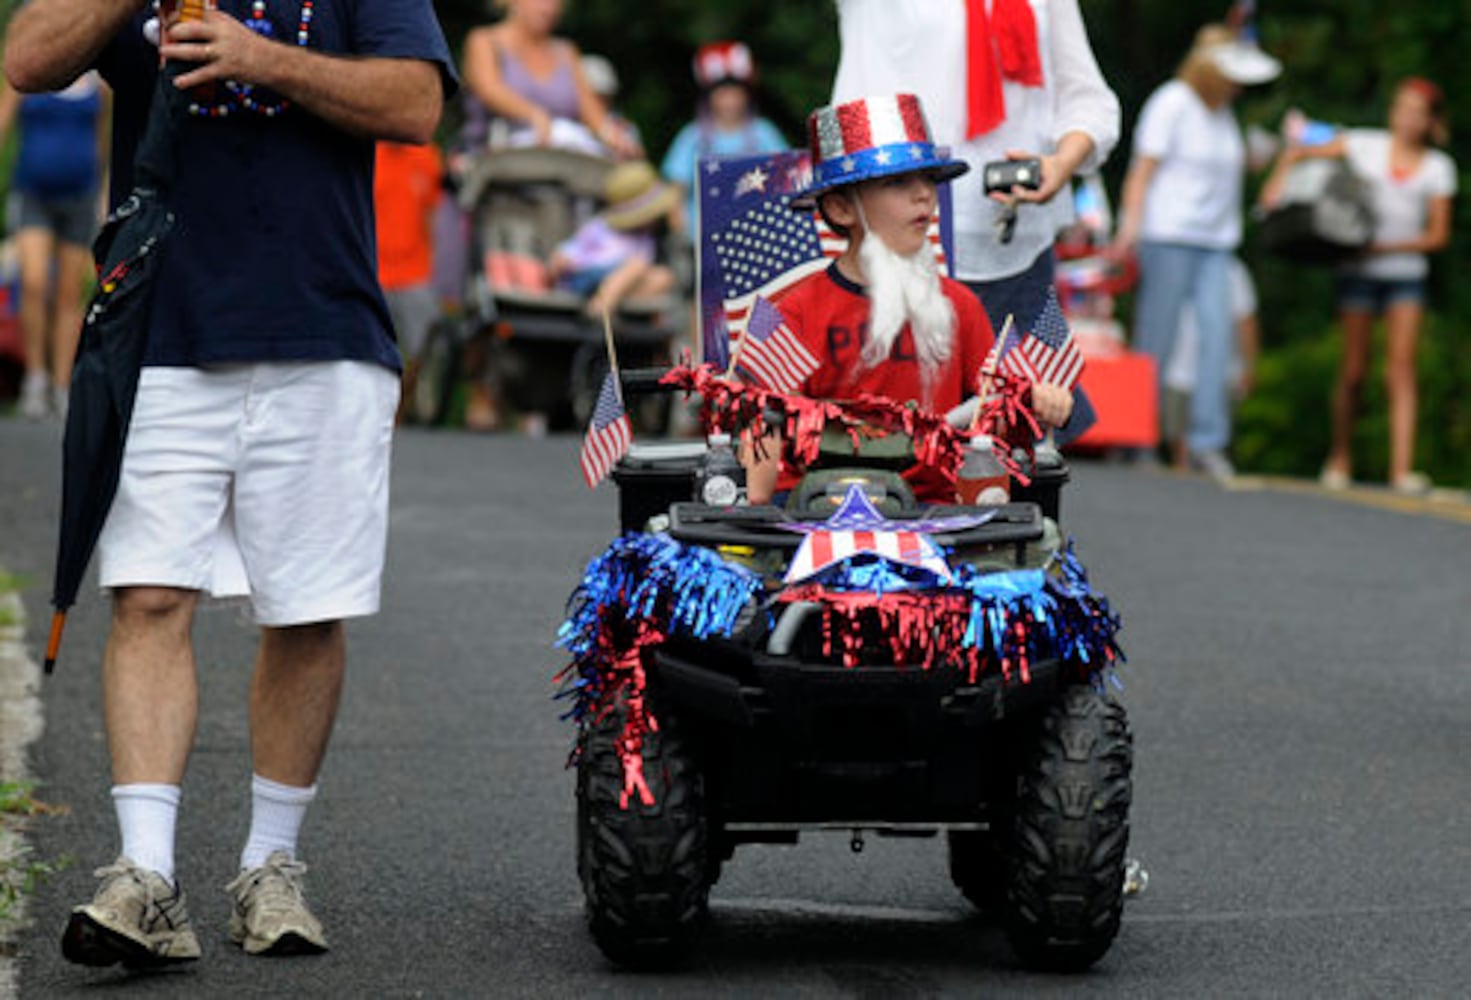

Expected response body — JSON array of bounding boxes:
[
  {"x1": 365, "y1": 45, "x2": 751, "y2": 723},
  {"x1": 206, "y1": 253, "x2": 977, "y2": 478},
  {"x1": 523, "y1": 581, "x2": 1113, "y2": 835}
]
[{"x1": 98, "y1": 361, "x2": 399, "y2": 626}]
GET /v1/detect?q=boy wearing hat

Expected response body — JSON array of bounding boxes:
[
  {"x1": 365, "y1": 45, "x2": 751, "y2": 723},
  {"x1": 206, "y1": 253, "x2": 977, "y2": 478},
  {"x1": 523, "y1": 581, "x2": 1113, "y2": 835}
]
[{"x1": 745, "y1": 94, "x2": 1073, "y2": 504}]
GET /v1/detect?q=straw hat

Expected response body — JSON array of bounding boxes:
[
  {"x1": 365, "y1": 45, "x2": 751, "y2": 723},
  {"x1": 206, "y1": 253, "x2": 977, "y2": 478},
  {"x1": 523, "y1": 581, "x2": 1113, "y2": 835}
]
[{"x1": 601, "y1": 162, "x2": 679, "y2": 231}]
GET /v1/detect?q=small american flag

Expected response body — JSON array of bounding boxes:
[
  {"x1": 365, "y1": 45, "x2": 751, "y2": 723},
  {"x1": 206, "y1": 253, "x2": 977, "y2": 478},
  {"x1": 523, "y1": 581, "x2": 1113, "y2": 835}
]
[
  {"x1": 579, "y1": 373, "x2": 632, "y2": 489},
  {"x1": 736, "y1": 295, "x2": 820, "y2": 393},
  {"x1": 985, "y1": 315, "x2": 1040, "y2": 386},
  {"x1": 1009, "y1": 289, "x2": 1085, "y2": 391}
]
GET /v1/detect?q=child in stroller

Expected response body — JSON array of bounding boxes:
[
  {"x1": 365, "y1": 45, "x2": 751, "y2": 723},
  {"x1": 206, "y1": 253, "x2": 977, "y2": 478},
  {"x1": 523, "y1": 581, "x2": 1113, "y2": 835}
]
[{"x1": 550, "y1": 161, "x2": 679, "y2": 319}]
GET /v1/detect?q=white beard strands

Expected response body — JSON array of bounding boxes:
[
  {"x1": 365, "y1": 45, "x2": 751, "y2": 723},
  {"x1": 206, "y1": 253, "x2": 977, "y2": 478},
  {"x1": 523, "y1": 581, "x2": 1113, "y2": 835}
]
[{"x1": 854, "y1": 199, "x2": 955, "y2": 390}]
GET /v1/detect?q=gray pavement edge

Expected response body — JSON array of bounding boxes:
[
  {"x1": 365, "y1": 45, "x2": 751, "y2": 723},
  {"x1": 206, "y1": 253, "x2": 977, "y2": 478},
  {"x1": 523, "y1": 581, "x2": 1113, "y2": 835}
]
[{"x1": 0, "y1": 579, "x2": 44, "y2": 1000}]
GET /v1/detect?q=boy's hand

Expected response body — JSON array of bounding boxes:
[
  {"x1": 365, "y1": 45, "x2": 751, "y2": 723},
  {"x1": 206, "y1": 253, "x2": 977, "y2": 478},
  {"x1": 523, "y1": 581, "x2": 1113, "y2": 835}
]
[{"x1": 1031, "y1": 383, "x2": 1073, "y2": 428}]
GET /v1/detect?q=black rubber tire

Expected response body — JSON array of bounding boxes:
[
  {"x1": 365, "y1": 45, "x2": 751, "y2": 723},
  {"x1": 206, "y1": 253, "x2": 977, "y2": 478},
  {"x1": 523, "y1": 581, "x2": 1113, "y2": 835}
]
[
  {"x1": 577, "y1": 706, "x2": 710, "y2": 969},
  {"x1": 948, "y1": 828, "x2": 1008, "y2": 913},
  {"x1": 1003, "y1": 684, "x2": 1132, "y2": 972},
  {"x1": 408, "y1": 317, "x2": 462, "y2": 426}
]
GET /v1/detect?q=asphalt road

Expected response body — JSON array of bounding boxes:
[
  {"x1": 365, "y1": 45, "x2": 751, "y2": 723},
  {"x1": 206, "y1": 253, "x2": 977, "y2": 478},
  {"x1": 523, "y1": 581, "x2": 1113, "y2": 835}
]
[{"x1": 2, "y1": 419, "x2": 1469, "y2": 998}]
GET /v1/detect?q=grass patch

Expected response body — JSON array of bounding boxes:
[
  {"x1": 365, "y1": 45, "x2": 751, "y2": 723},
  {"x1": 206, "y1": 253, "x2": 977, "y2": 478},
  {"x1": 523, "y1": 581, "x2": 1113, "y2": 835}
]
[{"x1": 0, "y1": 783, "x2": 70, "y2": 928}]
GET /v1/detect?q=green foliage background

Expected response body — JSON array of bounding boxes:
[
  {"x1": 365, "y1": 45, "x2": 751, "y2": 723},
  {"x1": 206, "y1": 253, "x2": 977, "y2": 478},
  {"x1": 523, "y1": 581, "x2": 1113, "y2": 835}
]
[{"x1": 3, "y1": 0, "x2": 1467, "y2": 484}]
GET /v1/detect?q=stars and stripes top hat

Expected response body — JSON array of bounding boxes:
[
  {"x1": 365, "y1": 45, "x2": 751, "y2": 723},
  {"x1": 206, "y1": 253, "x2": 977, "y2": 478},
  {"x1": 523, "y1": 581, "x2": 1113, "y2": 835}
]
[{"x1": 794, "y1": 94, "x2": 969, "y2": 209}]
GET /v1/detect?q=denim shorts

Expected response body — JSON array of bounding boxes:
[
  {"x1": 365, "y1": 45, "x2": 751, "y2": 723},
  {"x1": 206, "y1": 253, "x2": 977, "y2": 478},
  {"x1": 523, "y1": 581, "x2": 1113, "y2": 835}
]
[
  {"x1": 11, "y1": 187, "x2": 98, "y2": 248},
  {"x1": 1336, "y1": 274, "x2": 1426, "y2": 313},
  {"x1": 559, "y1": 264, "x2": 619, "y2": 297}
]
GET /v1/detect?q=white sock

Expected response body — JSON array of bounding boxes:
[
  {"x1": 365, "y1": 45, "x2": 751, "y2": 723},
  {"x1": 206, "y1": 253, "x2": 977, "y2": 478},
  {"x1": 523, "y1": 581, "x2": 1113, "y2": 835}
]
[
  {"x1": 240, "y1": 774, "x2": 317, "y2": 871},
  {"x1": 111, "y1": 784, "x2": 182, "y2": 884}
]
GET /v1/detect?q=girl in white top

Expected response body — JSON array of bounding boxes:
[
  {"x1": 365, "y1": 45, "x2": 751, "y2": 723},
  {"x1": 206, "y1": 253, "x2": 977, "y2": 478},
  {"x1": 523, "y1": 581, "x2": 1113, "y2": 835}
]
[
  {"x1": 1262, "y1": 78, "x2": 1456, "y2": 493},
  {"x1": 1114, "y1": 24, "x2": 1279, "y2": 477}
]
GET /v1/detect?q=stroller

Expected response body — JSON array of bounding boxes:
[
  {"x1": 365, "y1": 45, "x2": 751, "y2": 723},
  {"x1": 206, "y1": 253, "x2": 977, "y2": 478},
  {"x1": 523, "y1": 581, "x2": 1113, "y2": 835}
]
[{"x1": 408, "y1": 147, "x2": 685, "y2": 430}]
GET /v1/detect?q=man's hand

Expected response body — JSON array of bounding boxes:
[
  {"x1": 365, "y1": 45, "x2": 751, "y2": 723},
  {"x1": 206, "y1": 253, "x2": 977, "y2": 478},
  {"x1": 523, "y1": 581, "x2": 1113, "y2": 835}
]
[{"x1": 160, "y1": 9, "x2": 273, "y2": 91}]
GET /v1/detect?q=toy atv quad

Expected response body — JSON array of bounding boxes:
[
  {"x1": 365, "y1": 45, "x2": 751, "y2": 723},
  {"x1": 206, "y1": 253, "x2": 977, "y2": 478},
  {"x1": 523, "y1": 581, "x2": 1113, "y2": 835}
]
[{"x1": 561, "y1": 371, "x2": 1131, "y2": 973}]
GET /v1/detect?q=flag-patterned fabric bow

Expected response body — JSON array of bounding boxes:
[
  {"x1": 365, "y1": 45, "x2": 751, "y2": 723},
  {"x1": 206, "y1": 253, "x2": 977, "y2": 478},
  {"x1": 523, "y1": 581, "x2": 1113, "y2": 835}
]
[{"x1": 779, "y1": 484, "x2": 996, "y2": 585}]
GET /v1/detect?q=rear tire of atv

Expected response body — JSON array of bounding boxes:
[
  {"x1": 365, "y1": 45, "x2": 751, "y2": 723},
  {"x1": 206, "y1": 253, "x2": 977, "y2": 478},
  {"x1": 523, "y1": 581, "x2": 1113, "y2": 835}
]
[
  {"x1": 1003, "y1": 684, "x2": 1132, "y2": 972},
  {"x1": 577, "y1": 707, "x2": 710, "y2": 969}
]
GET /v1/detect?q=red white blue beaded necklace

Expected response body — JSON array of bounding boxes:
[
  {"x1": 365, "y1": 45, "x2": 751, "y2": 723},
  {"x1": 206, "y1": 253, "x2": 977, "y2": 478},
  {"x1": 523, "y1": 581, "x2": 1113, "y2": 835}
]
[{"x1": 182, "y1": 0, "x2": 316, "y2": 119}]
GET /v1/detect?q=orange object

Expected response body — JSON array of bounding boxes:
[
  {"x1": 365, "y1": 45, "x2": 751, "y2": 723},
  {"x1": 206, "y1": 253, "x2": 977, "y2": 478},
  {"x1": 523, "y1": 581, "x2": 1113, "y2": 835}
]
[
  {"x1": 374, "y1": 142, "x2": 443, "y2": 290},
  {"x1": 1071, "y1": 351, "x2": 1159, "y2": 450},
  {"x1": 177, "y1": 0, "x2": 210, "y2": 20},
  {"x1": 44, "y1": 610, "x2": 66, "y2": 674}
]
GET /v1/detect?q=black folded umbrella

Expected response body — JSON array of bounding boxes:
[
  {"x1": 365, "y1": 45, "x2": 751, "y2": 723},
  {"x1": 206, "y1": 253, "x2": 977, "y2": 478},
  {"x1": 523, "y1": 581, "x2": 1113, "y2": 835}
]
[{"x1": 45, "y1": 67, "x2": 185, "y2": 673}]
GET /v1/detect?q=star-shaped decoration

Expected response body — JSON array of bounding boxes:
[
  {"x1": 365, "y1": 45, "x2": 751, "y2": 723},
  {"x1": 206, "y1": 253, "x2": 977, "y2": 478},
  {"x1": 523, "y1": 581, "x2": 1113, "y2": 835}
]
[
  {"x1": 778, "y1": 485, "x2": 996, "y2": 585},
  {"x1": 840, "y1": 156, "x2": 857, "y2": 173},
  {"x1": 704, "y1": 160, "x2": 722, "y2": 175},
  {"x1": 736, "y1": 166, "x2": 770, "y2": 196},
  {"x1": 909, "y1": 144, "x2": 924, "y2": 160},
  {"x1": 873, "y1": 148, "x2": 892, "y2": 166}
]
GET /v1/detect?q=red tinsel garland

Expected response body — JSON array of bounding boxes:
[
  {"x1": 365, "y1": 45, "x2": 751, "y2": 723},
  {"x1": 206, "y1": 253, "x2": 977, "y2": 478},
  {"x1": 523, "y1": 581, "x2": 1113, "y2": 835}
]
[
  {"x1": 659, "y1": 364, "x2": 1040, "y2": 491},
  {"x1": 773, "y1": 584, "x2": 1050, "y2": 683},
  {"x1": 583, "y1": 623, "x2": 665, "y2": 808}
]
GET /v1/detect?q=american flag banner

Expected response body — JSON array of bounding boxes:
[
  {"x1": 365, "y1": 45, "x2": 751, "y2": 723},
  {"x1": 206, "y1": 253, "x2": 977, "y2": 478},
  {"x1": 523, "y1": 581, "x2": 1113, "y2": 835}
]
[
  {"x1": 579, "y1": 373, "x2": 632, "y2": 489},
  {"x1": 1010, "y1": 288, "x2": 1085, "y2": 391},
  {"x1": 697, "y1": 149, "x2": 955, "y2": 370},
  {"x1": 735, "y1": 295, "x2": 820, "y2": 393}
]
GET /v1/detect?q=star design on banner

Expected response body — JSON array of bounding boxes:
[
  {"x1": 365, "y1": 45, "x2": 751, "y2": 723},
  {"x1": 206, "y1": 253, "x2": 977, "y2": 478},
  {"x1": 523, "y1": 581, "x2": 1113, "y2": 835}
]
[
  {"x1": 736, "y1": 166, "x2": 770, "y2": 196},
  {"x1": 778, "y1": 485, "x2": 997, "y2": 585},
  {"x1": 705, "y1": 160, "x2": 722, "y2": 175}
]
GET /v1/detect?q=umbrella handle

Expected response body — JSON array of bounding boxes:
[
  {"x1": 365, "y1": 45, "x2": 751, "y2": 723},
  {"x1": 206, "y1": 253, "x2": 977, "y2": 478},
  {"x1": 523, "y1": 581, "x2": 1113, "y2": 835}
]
[{"x1": 44, "y1": 611, "x2": 66, "y2": 675}]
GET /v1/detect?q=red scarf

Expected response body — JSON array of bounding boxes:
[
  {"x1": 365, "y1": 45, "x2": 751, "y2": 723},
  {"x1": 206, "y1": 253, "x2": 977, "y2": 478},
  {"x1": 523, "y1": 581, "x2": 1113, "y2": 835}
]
[{"x1": 966, "y1": 0, "x2": 1045, "y2": 139}]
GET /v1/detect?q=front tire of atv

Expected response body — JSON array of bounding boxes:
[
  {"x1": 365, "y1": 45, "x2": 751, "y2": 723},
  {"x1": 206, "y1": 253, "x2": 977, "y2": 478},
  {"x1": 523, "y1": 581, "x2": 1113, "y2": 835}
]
[
  {"x1": 1003, "y1": 684, "x2": 1132, "y2": 972},
  {"x1": 577, "y1": 707, "x2": 710, "y2": 969}
]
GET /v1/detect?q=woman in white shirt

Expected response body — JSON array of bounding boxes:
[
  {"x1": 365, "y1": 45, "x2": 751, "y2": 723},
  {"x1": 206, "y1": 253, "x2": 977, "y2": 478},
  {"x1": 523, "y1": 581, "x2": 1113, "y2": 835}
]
[
  {"x1": 1264, "y1": 79, "x2": 1456, "y2": 494},
  {"x1": 832, "y1": 0, "x2": 1119, "y2": 439},
  {"x1": 1114, "y1": 24, "x2": 1279, "y2": 480}
]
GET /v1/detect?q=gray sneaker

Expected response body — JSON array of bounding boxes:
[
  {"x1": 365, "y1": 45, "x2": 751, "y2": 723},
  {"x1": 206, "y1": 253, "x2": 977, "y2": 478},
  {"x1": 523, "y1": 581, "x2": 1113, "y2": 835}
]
[
  {"x1": 19, "y1": 371, "x2": 49, "y2": 421},
  {"x1": 1189, "y1": 448, "x2": 1236, "y2": 485},
  {"x1": 61, "y1": 857, "x2": 202, "y2": 968},
  {"x1": 225, "y1": 851, "x2": 328, "y2": 956}
]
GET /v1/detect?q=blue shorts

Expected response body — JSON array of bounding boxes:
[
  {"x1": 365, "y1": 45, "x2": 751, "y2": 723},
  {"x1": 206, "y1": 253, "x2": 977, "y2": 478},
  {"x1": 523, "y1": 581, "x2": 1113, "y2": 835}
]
[
  {"x1": 10, "y1": 187, "x2": 98, "y2": 248},
  {"x1": 1336, "y1": 275, "x2": 1426, "y2": 313},
  {"x1": 559, "y1": 264, "x2": 619, "y2": 297}
]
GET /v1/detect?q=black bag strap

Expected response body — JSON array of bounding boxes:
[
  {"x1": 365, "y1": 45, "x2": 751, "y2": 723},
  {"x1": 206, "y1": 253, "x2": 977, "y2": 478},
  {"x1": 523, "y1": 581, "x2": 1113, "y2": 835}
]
[{"x1": 131, "y1": 62, "x2": 190, "y2": 193}]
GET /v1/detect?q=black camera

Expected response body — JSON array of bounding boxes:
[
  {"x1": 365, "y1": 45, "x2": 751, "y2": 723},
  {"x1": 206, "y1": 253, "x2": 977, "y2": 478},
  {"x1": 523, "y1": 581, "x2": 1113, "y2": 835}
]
[{"x1": 982, "y1": 158, "x2": 1043, "y2": 195}]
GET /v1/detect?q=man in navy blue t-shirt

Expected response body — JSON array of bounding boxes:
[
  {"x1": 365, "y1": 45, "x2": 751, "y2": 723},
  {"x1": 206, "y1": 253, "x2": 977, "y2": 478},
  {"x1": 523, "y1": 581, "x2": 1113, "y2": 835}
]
[{"x1": 6, "y1": 0, "x2": 455, "y2": 968}]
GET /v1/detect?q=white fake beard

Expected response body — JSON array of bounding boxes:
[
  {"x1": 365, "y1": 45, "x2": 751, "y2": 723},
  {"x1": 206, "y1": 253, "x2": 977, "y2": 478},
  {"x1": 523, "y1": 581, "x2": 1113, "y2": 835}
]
[{"x1": 857, "y1": 220, "x2": 955, "y2": 388}]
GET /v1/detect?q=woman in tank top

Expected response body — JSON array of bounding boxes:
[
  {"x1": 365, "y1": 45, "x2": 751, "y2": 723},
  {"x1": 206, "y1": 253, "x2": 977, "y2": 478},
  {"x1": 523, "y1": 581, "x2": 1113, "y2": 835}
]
[{"x1": 461, "y1": 0, "x2": 636, "y2": 157}]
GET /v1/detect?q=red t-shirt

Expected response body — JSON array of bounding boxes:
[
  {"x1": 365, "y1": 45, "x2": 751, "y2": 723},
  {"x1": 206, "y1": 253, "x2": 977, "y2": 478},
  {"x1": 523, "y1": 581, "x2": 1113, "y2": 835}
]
[
  {"x1": 772, "y1": 263, "x2": 995, "y2": 499},
  {"x1": 374, "y1": 141, "x2": 443, "y2": 290}
]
